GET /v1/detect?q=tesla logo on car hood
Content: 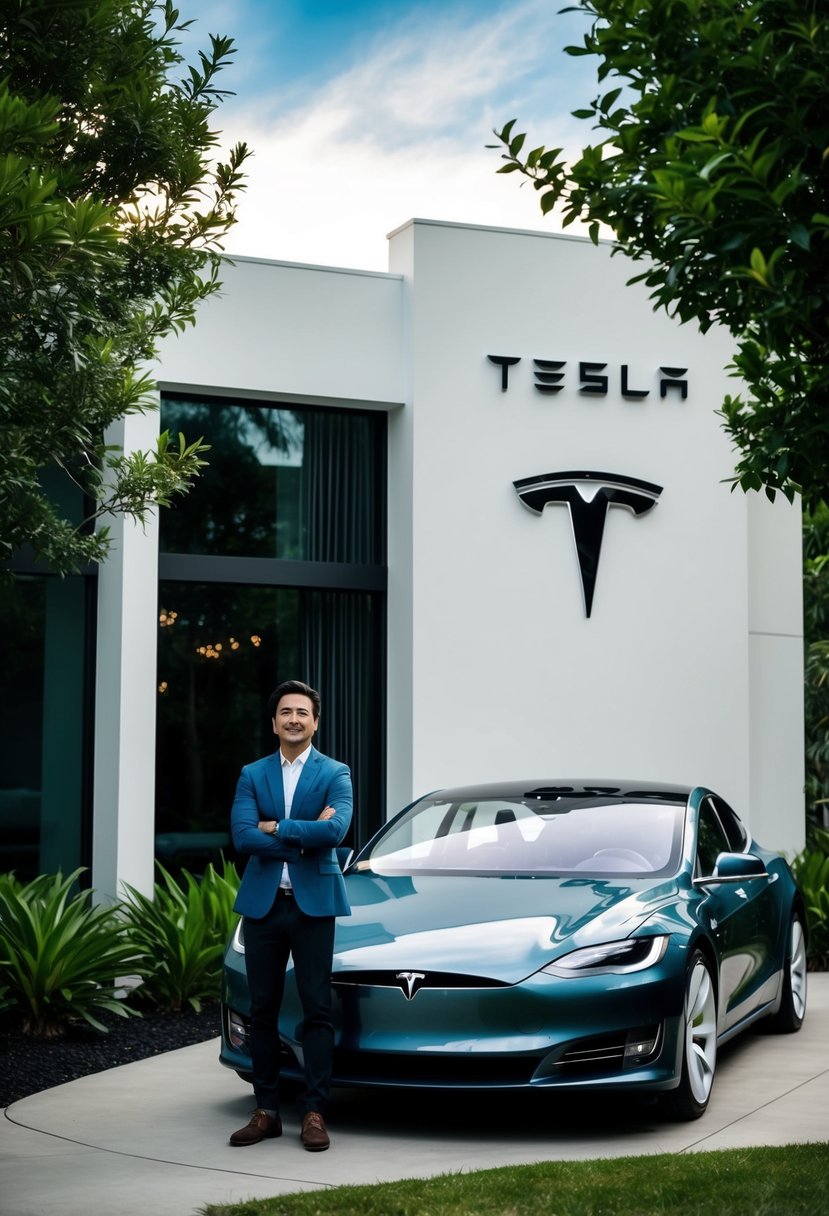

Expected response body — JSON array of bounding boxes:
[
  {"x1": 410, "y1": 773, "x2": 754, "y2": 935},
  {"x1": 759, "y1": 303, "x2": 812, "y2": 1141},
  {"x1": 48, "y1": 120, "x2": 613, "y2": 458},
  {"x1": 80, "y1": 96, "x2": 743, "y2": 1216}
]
[
  {"x1": 513, "y1": 470, "x2": 663, "y2": 617},
  {"x1": 396, "y1": 971, "x2": 426, "y2": 999}
]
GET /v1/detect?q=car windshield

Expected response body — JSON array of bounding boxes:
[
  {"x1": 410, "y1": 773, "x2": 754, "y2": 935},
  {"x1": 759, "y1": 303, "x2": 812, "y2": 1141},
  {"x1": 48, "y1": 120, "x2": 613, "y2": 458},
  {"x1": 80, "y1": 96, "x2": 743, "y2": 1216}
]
[{"x1": 356, "y1": 795, "x2": 685, "y2": 878}]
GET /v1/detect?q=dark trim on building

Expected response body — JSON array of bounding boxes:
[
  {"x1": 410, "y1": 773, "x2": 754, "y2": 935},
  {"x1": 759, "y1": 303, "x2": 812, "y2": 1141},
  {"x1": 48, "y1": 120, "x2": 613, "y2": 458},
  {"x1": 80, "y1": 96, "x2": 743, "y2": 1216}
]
[
  {"x1": 79, "y1": 572, "x2": 98, "y2": 888},
  {"x1": 158, "y1": 553, "x2": 386, "y2": 591},
  {"x1": 6, "y1": 545, "x2": 97, "y2": 578}
]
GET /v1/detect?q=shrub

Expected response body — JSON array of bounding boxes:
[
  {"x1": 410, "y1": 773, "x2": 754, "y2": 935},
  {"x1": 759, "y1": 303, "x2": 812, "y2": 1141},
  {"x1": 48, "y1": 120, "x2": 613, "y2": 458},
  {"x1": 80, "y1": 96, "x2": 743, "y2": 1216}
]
[
  {"x1": 0, "y1": 869, "x2": 144, "y2": 1036},
  {"x1": 0, "y1": 980, "x2": 13, "y2": 1016},
  {"x1": 122, "y1": 859, "x2": 240, "y2": 1013},
  {"x1": 790, "y1": 830, "x2": 829, "y2": 971},
  {"x1": 199, "y1": 857, "x2": 242, "y2": 945}
]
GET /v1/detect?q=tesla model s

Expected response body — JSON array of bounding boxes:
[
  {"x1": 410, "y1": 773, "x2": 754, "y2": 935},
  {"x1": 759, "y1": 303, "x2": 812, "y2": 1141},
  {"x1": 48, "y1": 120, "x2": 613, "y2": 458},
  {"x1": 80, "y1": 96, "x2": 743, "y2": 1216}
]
[{"x1": 220, "y1": 780, "x2": 807, "y2": 1120}]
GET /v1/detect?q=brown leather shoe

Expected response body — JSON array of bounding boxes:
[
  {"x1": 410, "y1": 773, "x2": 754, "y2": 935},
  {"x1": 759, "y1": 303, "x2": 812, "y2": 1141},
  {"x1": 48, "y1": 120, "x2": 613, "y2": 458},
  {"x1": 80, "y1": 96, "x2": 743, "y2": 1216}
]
[
  {"x1": 300, "y1": 1110, "x2": 330, "y2": 1151},
  {"x1": 229, "y1": 1108, "x2": 282, "y2": 1146}
]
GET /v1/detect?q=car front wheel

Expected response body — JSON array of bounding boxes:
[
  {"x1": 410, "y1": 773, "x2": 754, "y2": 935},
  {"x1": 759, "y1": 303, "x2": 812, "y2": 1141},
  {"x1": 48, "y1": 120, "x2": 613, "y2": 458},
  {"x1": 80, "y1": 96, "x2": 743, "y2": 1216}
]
[
  {"x1": 765, "y1": 913, "x2": 807, "y2": 1034},
  {"x1": 662, "y1": 949, "x2": 718, "y2": 1121}
]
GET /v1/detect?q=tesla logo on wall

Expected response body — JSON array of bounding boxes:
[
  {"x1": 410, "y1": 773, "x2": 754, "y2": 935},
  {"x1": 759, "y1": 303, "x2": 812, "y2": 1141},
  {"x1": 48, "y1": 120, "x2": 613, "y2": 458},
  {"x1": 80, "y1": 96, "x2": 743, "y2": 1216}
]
[{"x1": 513, "y1": 471, "x2": 663, "y2": 618}]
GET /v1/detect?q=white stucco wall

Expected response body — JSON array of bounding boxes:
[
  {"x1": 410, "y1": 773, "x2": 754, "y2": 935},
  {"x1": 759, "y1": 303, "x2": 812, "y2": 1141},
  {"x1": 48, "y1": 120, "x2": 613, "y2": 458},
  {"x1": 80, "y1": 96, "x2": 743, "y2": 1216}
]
[
  {"x1": 387, "y1": 219, "x2": 803, "y2": 855},
  {"x1": 157, "y1": 255, "x2": 406, "y2": 408},
  {"x1": 746, "y1": 493, "x2": 805, "y2": 851}
]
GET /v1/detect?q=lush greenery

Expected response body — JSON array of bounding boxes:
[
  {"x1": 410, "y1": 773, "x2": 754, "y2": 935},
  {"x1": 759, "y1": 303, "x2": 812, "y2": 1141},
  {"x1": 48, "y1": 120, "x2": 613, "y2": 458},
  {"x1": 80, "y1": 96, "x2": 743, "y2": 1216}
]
[
  {"x1": 0, "y1": 861, "x2": 239, "y2": 1034},
  {"x1": 791, "y1": 498, "x2": 829, "y2": 960},
  {"x1": 0, "y1": 0, "x2": 250, "y2": 576},
  {"x1": 122, "y1": 859, "x2": 240, "y2": 1012},
  {"x1": 490, "y1": 0, "x2": 829, "y2": 508},
  {"x1": 0, "y1": 868, "x2": 143, "y2": 1036},
  {"x1": 804, "y1": 505, "x2": 829, "y2": 836},
  {"x1": 790, "y1": 833, "x2": 829, "y2": 970},
  {"x1": 202, "y1": 1143, "x2": 829, "y2": 1216}
]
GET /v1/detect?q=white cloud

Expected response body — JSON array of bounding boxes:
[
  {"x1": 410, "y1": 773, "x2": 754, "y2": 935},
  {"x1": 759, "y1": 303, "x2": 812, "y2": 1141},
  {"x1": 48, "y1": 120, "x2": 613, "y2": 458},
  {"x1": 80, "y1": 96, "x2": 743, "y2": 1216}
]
[{"x1": 216, "y1": 0, "x2": 598, "y2": 269}]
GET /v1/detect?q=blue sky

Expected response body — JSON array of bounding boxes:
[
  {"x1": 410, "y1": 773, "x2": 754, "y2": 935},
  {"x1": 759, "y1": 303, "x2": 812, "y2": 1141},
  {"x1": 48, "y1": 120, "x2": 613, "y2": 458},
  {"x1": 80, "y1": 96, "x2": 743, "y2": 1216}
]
[{"x1": 185, "y1": 0, "x2": 599, "y2": 269}]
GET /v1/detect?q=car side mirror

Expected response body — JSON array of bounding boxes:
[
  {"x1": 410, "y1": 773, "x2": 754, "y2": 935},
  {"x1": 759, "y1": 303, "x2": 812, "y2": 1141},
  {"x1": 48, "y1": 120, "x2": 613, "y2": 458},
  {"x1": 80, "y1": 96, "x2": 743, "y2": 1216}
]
[{"x1": 694, "y1": 851, "x2": 769, "y2": 886}]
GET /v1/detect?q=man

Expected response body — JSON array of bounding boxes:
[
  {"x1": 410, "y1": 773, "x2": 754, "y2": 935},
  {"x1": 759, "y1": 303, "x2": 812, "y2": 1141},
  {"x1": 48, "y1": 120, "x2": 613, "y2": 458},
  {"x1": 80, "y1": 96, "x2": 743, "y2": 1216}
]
[{"x1": 228, "y1": 679, "x2": 352, "y2": 1152}]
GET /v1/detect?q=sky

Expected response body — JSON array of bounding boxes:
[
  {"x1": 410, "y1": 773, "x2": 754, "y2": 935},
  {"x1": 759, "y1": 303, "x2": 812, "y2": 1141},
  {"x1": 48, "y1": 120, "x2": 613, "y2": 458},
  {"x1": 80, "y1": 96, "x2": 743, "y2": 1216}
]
[{"x1": 181, "y1": 0, "x2": 600, "y2": 271}]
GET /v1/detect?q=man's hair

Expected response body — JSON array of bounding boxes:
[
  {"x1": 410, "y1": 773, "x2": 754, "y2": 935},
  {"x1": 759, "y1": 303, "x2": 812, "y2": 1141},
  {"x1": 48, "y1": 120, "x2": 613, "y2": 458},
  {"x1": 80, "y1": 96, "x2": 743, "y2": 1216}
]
[{"x1": 267, "y1": 680, "x2": 321, "y2": 721}]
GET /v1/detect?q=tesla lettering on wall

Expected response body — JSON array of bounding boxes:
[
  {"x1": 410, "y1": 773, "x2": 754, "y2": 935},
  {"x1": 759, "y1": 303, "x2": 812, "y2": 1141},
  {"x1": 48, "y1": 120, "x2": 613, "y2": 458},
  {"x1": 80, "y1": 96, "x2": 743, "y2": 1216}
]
[
  {"x1": 514, "y1": 472, "x2": 663, "y2": 618},
  {"x1": 488, "y1": 355, "x2": 688, "y2": 399}
]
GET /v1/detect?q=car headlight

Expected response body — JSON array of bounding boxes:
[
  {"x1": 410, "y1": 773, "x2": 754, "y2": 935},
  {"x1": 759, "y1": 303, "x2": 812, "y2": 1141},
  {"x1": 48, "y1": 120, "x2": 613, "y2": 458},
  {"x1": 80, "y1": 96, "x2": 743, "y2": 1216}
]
[
  {"x1": 542, "y1": 934, "x2": 669, "y2": 977},
  {"x1": 231, "y1": 919, "x2": 245, "y2": 954}
]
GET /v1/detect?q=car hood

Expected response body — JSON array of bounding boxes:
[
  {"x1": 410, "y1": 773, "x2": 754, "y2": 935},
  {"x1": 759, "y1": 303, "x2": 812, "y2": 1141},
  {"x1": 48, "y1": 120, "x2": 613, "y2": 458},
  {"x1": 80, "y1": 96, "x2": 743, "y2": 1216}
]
[{"x1": 334, "y1": 871, "x2": 684, "y2": 984}]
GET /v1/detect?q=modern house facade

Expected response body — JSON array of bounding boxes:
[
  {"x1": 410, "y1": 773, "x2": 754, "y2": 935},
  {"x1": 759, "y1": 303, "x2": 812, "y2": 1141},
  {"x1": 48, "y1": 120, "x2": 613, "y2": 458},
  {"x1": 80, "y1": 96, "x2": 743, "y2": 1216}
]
[{"x1": 1, "y1": 219, "x2": 805, "y2": 901}]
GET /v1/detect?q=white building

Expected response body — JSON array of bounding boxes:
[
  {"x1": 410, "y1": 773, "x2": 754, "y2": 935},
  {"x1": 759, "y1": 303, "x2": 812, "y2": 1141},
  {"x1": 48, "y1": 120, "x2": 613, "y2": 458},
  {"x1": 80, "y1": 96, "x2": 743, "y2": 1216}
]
[{"x1": 1, "y1": 220, "x2": 805, "y2": 900}]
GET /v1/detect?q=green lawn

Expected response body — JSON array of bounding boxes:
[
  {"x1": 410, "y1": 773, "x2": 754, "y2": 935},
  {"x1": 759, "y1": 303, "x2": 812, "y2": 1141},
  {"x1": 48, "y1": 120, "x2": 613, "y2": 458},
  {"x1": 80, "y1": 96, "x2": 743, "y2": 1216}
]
[{"x1": 201, "y1": 1143, "x2": 829, "y2": 1216}]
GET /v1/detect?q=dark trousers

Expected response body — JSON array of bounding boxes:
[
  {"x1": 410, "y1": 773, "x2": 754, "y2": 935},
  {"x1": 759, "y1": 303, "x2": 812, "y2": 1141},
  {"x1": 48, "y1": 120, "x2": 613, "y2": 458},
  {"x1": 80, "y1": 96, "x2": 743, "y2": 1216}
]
[{"x1": 243, "y1": 889, "x2": 336, "y2": 1115}]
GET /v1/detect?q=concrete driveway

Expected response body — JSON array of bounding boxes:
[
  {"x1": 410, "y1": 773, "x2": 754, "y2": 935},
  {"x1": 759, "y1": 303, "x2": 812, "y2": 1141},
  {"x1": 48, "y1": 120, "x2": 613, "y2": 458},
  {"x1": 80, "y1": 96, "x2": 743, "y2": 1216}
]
[{"x1": 2, "y1": 974, "x2": 827, "y2": 1216}]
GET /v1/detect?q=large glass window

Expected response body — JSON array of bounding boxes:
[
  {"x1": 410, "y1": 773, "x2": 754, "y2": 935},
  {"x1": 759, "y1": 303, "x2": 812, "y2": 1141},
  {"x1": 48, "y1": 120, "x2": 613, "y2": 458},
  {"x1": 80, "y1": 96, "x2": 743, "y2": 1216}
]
[
  {"x1": 156, "y1": 394, "x2": 387, "y2": 873},
  {"x1": 160, "y1": 397, "x2": 384, "y2": 563},
  {"x1": 0, "y1": 575, "x2": 92, "y2": 881}
]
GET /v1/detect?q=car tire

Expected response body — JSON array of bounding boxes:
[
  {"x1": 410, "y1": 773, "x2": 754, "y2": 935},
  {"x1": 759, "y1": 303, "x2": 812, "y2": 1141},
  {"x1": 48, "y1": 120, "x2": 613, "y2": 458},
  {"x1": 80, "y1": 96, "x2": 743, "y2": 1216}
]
[
  {"x1": 662, "y1": 949, "x2": 718, "y2": 1121},
  {"x1": 764, "y1": 912, "x2": 807, "y2": 1034}
]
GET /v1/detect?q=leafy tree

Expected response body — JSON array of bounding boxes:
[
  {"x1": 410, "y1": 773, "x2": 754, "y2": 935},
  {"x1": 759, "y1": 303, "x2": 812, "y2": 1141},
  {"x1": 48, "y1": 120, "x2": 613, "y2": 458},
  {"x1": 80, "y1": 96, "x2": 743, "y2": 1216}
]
[
  {"x1": 0, "y1": 0, "x2": 251, "y2": 575},
  {"x1": 490, "y1": 0, "x2": 829, "y2": 507},
  {"x1": 804, "y1": 505, "x2": 829, "y2": 839}
]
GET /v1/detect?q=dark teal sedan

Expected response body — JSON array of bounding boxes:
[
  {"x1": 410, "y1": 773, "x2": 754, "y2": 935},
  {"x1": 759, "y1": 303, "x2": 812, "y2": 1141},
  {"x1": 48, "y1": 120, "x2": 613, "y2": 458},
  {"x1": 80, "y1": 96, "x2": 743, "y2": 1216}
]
[{"x1": 220, "y1": 780, "x2": 807, "y2": 1120}]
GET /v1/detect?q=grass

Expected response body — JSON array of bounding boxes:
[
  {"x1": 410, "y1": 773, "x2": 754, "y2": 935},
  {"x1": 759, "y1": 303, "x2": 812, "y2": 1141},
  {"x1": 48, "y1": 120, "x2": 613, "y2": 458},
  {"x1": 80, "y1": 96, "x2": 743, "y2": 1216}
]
[{"x1": 201, "y1": 1142, "x2": 829, "y2": 1216}]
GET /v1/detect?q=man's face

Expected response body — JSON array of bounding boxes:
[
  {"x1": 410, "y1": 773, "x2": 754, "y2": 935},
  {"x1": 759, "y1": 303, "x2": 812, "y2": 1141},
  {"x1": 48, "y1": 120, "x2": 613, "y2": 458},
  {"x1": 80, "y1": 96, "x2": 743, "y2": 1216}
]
[{"x1": 272, "y1": 694, "x2": 318, "y2": 755}]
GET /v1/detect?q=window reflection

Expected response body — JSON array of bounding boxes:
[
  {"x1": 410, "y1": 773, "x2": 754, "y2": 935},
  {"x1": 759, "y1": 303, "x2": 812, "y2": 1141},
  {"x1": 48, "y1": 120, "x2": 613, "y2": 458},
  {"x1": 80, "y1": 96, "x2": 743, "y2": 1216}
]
[
  {"x1": 155, "y1": 583, "x2": 381, "y2": 871},
  {"x1": 160, "y1": 396, "x2": 383, "y2": 563},
  {"x1": 696, "y1": 800, "x2": 730, "y2": 876}
]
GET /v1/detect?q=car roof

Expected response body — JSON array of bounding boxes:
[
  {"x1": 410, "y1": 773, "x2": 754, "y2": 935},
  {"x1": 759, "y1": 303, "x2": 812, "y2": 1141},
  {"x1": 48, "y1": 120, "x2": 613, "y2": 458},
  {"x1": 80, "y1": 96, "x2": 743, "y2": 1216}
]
[{"x1": 420, "y1": 779, "x2": 693, "y2": 803}]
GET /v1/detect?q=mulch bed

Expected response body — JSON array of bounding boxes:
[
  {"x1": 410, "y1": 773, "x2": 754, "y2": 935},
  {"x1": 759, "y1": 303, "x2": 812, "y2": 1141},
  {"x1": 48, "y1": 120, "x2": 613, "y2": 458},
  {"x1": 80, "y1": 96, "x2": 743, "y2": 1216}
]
[{"x1": 0, "y1": 1001, "x2": 222, "y2": 1107}]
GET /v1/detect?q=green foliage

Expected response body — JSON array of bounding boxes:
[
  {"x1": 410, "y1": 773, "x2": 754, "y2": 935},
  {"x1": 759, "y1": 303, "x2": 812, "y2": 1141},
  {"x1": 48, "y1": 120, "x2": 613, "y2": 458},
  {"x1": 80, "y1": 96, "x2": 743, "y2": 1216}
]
[
  {"x1": 0, "y1": 979, "x2": 14, "y2": 1016},
  {"x1": 790, "y1": 831, "x2": 829, "y2": 970},
  {"x1": 0, "y1": 0, "x2": 251, "y2": 575},
  {"x1": 803, "y1": 506, "x2": 829, "y2": 837},
  {"x1": 490, "y1": 0, "x2": 829, "y2": 507},
  {"x1": 0, "y1": 868, "x2": 144, "y2": 1036},
  {"x1": 198, "y1": 857, "x2": 243, "y2": 946},
  {"x1": 122, "y1": 859, "x2": 240, "y2": 1012},
  {"x1": 0, "y1": 858, "x2": 241, "y2": 1033},
  {"x1": 92, "y1": 428, "x2": 211, "y2": 529}
]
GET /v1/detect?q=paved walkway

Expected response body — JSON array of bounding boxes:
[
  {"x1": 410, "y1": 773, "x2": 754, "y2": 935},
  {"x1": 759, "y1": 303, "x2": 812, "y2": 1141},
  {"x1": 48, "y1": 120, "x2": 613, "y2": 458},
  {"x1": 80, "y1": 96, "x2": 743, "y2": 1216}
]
[{"x1": 2, "y1": 974, "x2": 828, "y2": 1216}]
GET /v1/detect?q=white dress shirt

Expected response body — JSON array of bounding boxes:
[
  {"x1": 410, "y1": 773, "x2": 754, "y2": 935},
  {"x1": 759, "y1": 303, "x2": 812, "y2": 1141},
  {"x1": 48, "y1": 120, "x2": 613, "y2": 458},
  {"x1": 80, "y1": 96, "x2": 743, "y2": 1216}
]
[{"x1": 278, "y1": 744, "x2": 311, "y2": 890}]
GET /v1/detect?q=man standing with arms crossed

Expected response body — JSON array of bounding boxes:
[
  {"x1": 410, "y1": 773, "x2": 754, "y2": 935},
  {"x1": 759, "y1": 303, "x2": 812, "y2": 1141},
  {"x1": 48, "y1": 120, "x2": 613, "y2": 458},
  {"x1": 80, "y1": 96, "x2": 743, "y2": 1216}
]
[{"x1": 229, "y1": 680, "x2": 352, "y2": 1151}]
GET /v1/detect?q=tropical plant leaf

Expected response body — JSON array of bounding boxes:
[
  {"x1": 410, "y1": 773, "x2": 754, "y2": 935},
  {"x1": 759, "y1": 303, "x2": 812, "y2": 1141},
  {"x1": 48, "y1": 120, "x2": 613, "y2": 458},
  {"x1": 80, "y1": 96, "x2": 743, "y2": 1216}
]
[{"x1": 0, "y1": 869, "x2": 144, "y2": 1036}]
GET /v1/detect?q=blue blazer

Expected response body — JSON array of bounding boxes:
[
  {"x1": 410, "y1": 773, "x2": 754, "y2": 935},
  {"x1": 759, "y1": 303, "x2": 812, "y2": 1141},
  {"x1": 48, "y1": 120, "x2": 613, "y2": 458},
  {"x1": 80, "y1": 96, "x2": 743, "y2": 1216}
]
[{"x1": 231, "y1": 746, "x2": 353, "y2": 920}]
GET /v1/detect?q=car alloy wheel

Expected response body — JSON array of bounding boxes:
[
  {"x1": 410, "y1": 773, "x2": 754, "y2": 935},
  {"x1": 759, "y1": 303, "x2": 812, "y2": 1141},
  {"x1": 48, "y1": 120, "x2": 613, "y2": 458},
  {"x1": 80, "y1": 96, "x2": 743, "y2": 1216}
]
[
  {"x1": 788, "y1": 916, "x2": 808, "y2": 1024},
  {"x1": 663, "y1": 949, "x2": 717, "y2": 1120},
  {"x1": 766, "y1": 913, "x2": 807, "y2": 1033}
]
